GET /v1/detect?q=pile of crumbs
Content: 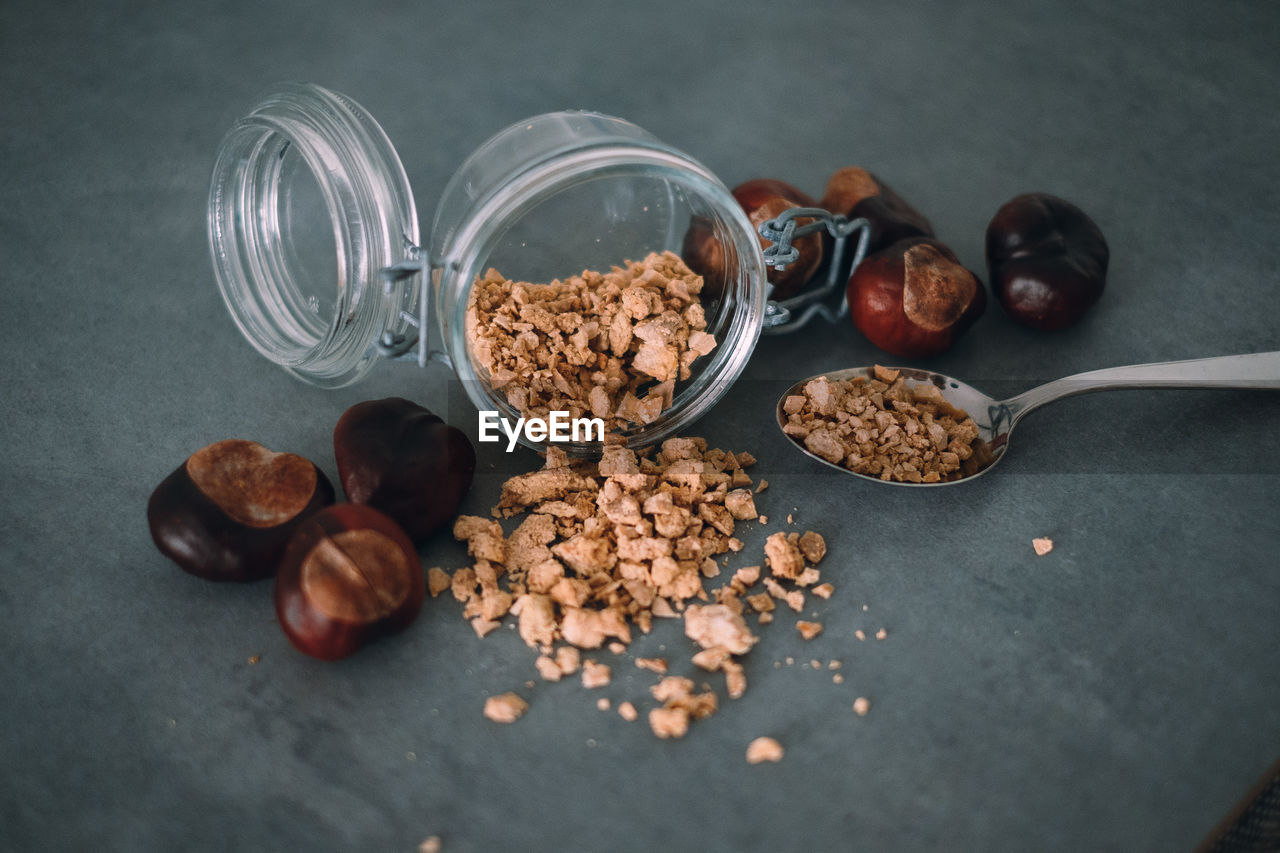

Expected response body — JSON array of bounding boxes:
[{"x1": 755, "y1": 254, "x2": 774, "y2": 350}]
[
  {"x1": 780, "y1": 365, "x2": 993, "y2": 483},
  {"x1": 466, "y1": 251, "x2": 717, "y2": 431},
  {"x1": 430, "y1": 437, "x2": 835, "y2": 740}
]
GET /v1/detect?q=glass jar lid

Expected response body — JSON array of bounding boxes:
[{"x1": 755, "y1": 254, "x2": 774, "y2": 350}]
[{"x1": 207, "y1": 82, "x2": 420, "y2": 388}]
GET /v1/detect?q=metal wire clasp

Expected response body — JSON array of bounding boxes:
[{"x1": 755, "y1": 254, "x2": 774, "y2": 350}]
[
  {"x1": 373, "y1": 243, "x2": 431, "y2": 367},
  {"x1": 758, "y1": 207, "x2": 871, "y2": 335}
]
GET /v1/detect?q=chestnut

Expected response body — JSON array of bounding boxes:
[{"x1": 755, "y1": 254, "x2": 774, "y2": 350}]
[
  {"x1": 847, "y1": 237, "x2": 986, "y2": 359},
  {"x1": 147, "y1": 439, "x2": 335, "y2": 582},
  {"x1": 820, "y1": 167, "x2": 934, "y2": 256},
  {"x1": 683, "y1": 179, "x2": 824, "y2": 300},
  {"x1": 274, "y1": 503, "x2": 424, "y2": 660},
  {"x1": 985, "y1": 192, "x2": 1109, "y2": 331},
  {"x1": 733, "y1": 179, "x2": 825, "y2": 298},
  {"x1": 333, "y1": 398, "x2": 475, "y2": 544}
]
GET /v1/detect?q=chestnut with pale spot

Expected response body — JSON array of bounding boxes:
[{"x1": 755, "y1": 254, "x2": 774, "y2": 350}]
[
  {"x1": 820, "y1": 166, "x2": 935, "y2": 259},
  {"x1": 274, "y1": 503, "x2": 424, "y2": 660},
  {"x1": 147, "y1": 439, "x2": 335, "y2": 582},
  {"x1": 848, "y1": 237, "x2": 986, "y2": 359}
]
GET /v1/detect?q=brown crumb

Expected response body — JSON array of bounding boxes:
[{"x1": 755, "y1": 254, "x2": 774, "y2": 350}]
[
  {"x1": 651, "y1": 676, "x2": 696, "y2": 702},
  {"x1": 1033, "y1": 537, "x2": 1054, "y2": 556},
  {"x1": 684, "y1": 604, "x2": 757, "y2": 655},
  {"x1": 636, "y1": 657, "x2": 669, "y2": 674},
  {"x1": 828, "y1": 659, "x2": 842, "y2": 670},
  {"x1": 745, "y1": 736, "x2": 784, "y2": 764},
  {"x1": 427, "y1": 567, "x2": 451, "y2": 598},
  {"x1": 832, "y1": 673, "x2": 844, "y2": 684},
  {"x1": 596, "y1": 697, "x2": 611, "y2": 711},
  {"x1": 649, "y1": 706, "x2": 690, "y2": 739},
  {"x1": 875, "y1": 628, "x2": 888, "y2": 640},
  {"x1": 723, "y1": 659, "x2": 747, "y2": 699},
  {"x1": 418, "y1": 836, "x2": 443, "y2": 853},
  {"x1": 797, "y1": 531, "x2": 826, "y2": 564},
  {"x1": 690, "y1": 647, "x2": 728, "y2": 672},
  {"x1": 764, "y1": 532, "x2": 805, "y2": 580},
  {"x1": 471, "y1": 617, "x2": 502, "y2": 638},
  {"x1": 535, "y1": 655, "x2": 563, "y2": 682},
  {"x1": 247, "y1": 654, "x2": 261, "y2": 665},
  {"x1": 796, "y1": 621, "x2": 823, "y2": 640},
  {"x1": 855, "y1": 629, "x2": 866, "y2": 641},
  {"x1": 812, "y1": 582, "x2": 835, "y2": 599},
  {"x1": 555, "y1": 646, "x2": 581, "y2": 676},
  {"x1": 581, "y1": 660, "x2": 612, "y2": 689},
  {"x1": 618, "y1": 701, "x2": 638, "y2": 722},
  {"x1": 853, "y1": 696, "x2": 870, "y2": 717},
  {"x1": 483, "y1": 693, "x2": 529, "y2": 724}
]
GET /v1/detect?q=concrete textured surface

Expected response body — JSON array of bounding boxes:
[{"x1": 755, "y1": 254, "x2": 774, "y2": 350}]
[{"x1": 2, "y1": 1, "x2": 1278, "y2": 850}]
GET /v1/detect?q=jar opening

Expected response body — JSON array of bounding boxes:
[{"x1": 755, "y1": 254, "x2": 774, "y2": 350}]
[{"x1": 436, "y1": 144, "x2": 765, "y2": 452}]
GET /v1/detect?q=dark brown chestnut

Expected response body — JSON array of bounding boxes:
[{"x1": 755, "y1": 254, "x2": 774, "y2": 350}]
[
  {"x1": 985, "y1": 192, "x2": 1109, "y2": 331},
  {"x1": 274, "y1": 503, "x2": 424, "y2": 660},
  {"x1": 820, "y1": 167, "x2": 934, "y2": 257},
  {"x1": 333, "y1": 398, "x2": 475, "y2": 544},
  {"x1": 848, "y1": 237, "x2": 986, "y2": 359},
  {"x1": 147, "y1": 439, "x2": 335, "y2": 581}
]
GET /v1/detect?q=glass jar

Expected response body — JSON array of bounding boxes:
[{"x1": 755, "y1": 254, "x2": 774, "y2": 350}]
[{"x1": 208, "y1": 82, "x2": 769, "y2": 451}]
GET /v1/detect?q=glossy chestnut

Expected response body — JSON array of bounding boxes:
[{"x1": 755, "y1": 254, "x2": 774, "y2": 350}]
[
  {"x1": 147, "y1": 439, "x2": 335, "y2": 582},
  {"x1": 986, "y1": 192, "x2": 1109, "y2": 331},
  {"x1": 820, "y1": 167, "x2": 934, "y2": 257},
  {"x1": 733, "y1": 179, "x2": 824, "y2": 298},
  {"x1": 848, "y1": 237, "x2": 986, "y2": 359},
  {"x1": 274, "y1": 503, "x2": 424, "y2": 660},
  {"x1": 333, "y1": 398, "x2": 475, "y2": 544}
]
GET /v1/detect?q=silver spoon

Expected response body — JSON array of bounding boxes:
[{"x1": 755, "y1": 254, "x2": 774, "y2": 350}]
[{"x1": 776, "y1": 352, "x2": 1280, "y2": 486}]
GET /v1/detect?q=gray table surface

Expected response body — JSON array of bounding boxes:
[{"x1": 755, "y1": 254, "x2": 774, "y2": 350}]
[{"x1": 3, "y1": 1, "x2": 1278, "y2": 851}]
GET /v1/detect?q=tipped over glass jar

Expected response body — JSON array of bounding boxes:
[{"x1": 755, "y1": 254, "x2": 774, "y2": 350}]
[{"x1": 207, "y1": 83, "x2": 861, "y2": 452}]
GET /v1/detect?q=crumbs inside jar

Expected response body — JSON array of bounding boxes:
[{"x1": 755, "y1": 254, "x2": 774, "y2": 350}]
[
  {"x1": 465, "y1": 251, "x2": 717, "y2": 433},
  {"x1": 781, "y1": 365, "x2": 993, "y2": 482}
]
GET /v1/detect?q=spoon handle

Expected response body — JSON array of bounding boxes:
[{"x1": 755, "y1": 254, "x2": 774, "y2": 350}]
[{"x1": 1003, "y1": 351, "x2": 1280, "y2": 421}]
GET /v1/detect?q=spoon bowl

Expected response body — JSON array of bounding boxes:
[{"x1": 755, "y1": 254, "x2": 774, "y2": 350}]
[{"x1": 777, "y1": 352, "x2": 1280, "y2": 486}]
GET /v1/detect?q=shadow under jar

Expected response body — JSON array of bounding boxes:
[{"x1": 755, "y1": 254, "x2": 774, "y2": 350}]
[{"x1": 209, "y1": 83, "x2": 768, "y2": 453}]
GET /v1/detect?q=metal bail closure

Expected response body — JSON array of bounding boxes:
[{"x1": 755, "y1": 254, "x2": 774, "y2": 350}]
[
  {"x1": 373, "y1": 250, "x2": 432, "y2": 368},
  {"x1": 756, "y1": 207, "x2": 871, "y2": 335}
]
